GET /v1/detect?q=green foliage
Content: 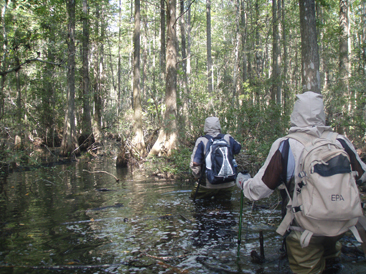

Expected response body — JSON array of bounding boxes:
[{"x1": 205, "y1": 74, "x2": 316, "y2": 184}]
[{"x1": 170, "y1": 146, "x2": 192, "y2": 174}]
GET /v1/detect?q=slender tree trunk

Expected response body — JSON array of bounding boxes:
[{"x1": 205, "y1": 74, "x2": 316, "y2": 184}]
[
  {"x1": 61, "y1": 0, "x2": 79, "y2": 156},
  {"x1": 282, "y1": 0, "x2": 289, "y2": 113},
  {"x1": 180, "y1": 0, "x2": 189, "y2": 126},
  {"x1": 93, "y1": 5, "x2": 102, "y2": 143},
  {"x1": 43, "y1": 44, "x2": 56, "y2": 146},
  {"x1": 149, "y1": 0, "x2": 178, "y2": 157},
  {"x1": 233, "y1": 0, "x2": 240, "y2": 101},
  {"x1": 117, "y1": 0, "x2": 122, "y2": 117},
  {"x1": 187, "y1": 6, "x2": 191, "y2": 79},
  {"x1": 272, "y1": 0, "x2": 281, "y2": 104},
  {"x1": 241, "y1": 0, "x2": 247, "y2": 84},
  {"x1": 299, "y1": 0, "x2": 321, "y2": 93},
  {"x1": 160, "y1": 0, "x2": 166, "y2": 78},
  {"x1": 0, "y1": 2, "x2": 8, "y2": 120},
  {"x1": 142, "y1": 15, "x2": 148, "y2": 99},
  {"x1": 339, "y1": 0, "x2": 350, "y2": 105},
  {"x1": 363, "y1": 1, "x2": 366, "y2": 75},
  {"x1": 206, "y1": 0, "x2": 213, "y2": 93},
  {"x1": 132, "y1": 0, "x2": 146, "y2": 157},
  {"x1": 81, "y1": 0, "x2": 93, "y2": 149}
]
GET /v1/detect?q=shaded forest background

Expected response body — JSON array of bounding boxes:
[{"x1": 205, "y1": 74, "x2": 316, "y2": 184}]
[{"x1": 0, "y1": 0, "x2": 365, "y2": 175}]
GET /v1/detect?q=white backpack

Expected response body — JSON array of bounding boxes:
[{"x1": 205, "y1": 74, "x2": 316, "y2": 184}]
[{"x1": 276, "y1": 131, "x2": 366, "y2": 248}]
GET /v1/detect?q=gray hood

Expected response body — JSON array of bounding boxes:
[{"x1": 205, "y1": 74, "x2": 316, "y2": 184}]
[
  {"x1": 204, "y1": 117, "x2": 221, "y2": 136},
  {"x1": 289, "y1": 91, "x2": 331, "y2": 137}
]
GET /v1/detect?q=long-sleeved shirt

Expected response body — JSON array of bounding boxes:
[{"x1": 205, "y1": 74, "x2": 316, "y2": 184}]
[{"x1": 243, "y1": 132, "x2": 366, "y2": 202}]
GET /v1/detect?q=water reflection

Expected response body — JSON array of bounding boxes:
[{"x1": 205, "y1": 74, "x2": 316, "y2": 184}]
[{"x1": 0, "y1": 158, "x2": 365, "y2": 273}]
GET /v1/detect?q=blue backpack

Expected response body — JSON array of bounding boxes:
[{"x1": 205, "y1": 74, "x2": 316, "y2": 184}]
[{"x1": 204, "y1": 134, "x2": 237, "y2": 184}]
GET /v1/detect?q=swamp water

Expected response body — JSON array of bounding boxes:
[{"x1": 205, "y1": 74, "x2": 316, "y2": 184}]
[{"x1": 0, "y1": 157, "x2": 365, "y2": 273}]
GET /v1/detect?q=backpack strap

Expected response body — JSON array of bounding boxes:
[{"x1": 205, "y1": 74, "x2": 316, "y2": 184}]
[
  {"x1": 286, "y1": 132, "x2": 313, "y2": 147},
  {"x1": 321, "y1": 131, "x2": 338, "y2": 142},
  {"x1": 276, "y1": 183, "x2": 295, "y2": 235}
]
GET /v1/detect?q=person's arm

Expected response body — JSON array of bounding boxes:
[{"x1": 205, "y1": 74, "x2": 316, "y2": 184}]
[
  {"x1": 337, "y1": 136, "x2": 366, "y2": 185},
  {"x1": 242, "y1": 138, "x2": 287, "y2": 201},
  {"x1": 189, "y1": 138, "x2": 205, "y2": 178},
  {"x1": 229, "y1": 136, "x2": 242, "y2": 155}
]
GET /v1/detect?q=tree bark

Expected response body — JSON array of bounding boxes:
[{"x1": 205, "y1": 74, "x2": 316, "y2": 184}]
[
  {"x1": 93, "y1": 4, "x2": 103, "y2": 143},
  {"x1": 241, "y1": 0, "x2": 247, "y2": 84},
  {"x1": 339, "y1": 0, "x2": 350, "y2": 99},
  {"x1": 272, "y1": 0, "x2": 281, "y2": 104},
  {"x1": 117, "y1": 0, "x2": 122, "y2": 117},
  {"x1": 148, "y1": 0, "x2": 178, "y2": 157},
  {"x1": 299, "y1": 0, "x2": 321, "y2": 93},
  {"x1": 132, "y1": 0, "x2": 146, "y2": 157},
  {"x1": 206, "y1": 0, "x2": 213, "y2": 93},
  {"x1": 0, "y1": 2, "x2": 8, "y2": 120},
  {"x1": 61, "y1": 0, "x2": 79, "y2": 157},
  {"x1": 81, "y1": 0, "x2": 93, "y2": 149},
  {"x1": 180, "y1": 0, "x2": 189, "y2": 126},
  {"x1": 233, "y1": 0, "x2": 240, "y2": 101},
  {"x1": 160, "y1": 0, "x2": 166, "y2": 78},
  {"x1": 282, "y1": 0, "x2": 289, "y2": 113}
]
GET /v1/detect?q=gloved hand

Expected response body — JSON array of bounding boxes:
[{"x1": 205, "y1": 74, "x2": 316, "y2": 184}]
[{"x1": 236, "y1": 172, "x2": 251, "y2": 189}]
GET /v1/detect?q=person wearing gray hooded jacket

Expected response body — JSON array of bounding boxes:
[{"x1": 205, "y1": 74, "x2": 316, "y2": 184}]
[
  {"x1": 236, "y1": 91, "x2": 366, "y2": 274},
  {"x1": 190, "y1": 117, "x2": 242, "y2": 200}
]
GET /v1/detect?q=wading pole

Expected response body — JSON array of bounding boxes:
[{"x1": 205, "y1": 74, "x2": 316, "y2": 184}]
[{"x1": 237, "y1": 189, "x2": 244, "y2": 260}]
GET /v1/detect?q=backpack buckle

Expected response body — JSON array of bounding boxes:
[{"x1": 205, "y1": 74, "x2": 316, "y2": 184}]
[
  {"x1": 292, "y1": 206, "x2": 302, "y2": 213},
  {"x1": 298, "y1": 171, "x2": 307, "y2": 178}
]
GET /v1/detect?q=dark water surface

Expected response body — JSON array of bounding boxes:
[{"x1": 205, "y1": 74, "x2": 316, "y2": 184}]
[{"x1": 0, "y1": 157, "x2": 365, "y2": 273}]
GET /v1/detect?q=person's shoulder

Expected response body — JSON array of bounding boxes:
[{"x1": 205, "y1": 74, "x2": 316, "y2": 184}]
[{"x1": 272, "y1": 136, "x2": 290, "y2": 148}]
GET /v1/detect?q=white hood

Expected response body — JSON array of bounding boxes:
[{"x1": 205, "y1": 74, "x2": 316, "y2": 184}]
[
  {"x1": 204, "y1": 117, "x2": 221, "y2": 136},
  {"x1": 289, "y1": 91, "x2": 331, "y2": 137}
]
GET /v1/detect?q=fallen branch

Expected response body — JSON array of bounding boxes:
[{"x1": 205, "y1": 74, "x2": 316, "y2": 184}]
[{"x1": 82, "y1": 169, "x2": 119, "y2": 182}]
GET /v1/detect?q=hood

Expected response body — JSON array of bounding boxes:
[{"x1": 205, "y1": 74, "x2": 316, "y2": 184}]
[
  {"x1": 204, "y1": 117, "x2": 221, "y2": 136},
  {"x1": 289, "y1": 91, "x2": 331, "y2": 136}
]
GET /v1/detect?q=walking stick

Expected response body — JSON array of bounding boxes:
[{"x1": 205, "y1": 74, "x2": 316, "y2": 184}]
[{"x1": 237, "y1": 189, "x2": 244, "y2": 260}]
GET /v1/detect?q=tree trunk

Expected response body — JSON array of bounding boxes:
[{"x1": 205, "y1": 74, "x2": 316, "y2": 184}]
[
  {"x1": 282, "y1": 0, "x2": 289, "y2": 114},
  {"x1": 132, "y1": 0, "x2": 146, "y2": 157},
  {"x1": 148, "y1": 0, "x2": 178, "y2": 157},
  {"x1": 299, "y1": 0, "x2": 321, "y2": 93},
  {"x1": 180, "y1": 0, "x2": 189, "y2": 127},
  {"x1": 0, "y1": 2, "x2": 8, "y2": 120},
  {"x1": 117, "y1": 0, "x2": 122, "y2": 117},
  {"x1": 339, "y1": 0, "x2": 350, "y2": 104},
  {"x1": 241, "y1": 0, "x2": 247, "y2": 84},
  {"x1": 93, "y1": 5, "x2": 102, "y2": 143},
  {"x1": 272, "y1": 0, "x2": 281, "y2": 104},
  {"x1": 187, "y1": 5, "x2": 191, "y2": 79},
  {"x1": 61, "y1": 0, "x2": 79, "y2": 157},
  {"x1": 160, "y1": 0, "x2": 166, "y2": 78},
  {"x1": 81, "y1": 0, "x2": 93, "y2": 150},
  {"x1": 206, "y1": 0, "x2": 213, "y2": 93},
  {"x1": 233, "y1": 0, "x2": 240, "y2": 101},
  {"x1": 363, "y1": 1, "x2": 366, "y2": 75}
]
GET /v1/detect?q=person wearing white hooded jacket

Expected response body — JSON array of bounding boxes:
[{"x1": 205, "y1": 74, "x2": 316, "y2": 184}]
[{"x1": 236, "y1": 91, "x2": 366, "y2": 274}]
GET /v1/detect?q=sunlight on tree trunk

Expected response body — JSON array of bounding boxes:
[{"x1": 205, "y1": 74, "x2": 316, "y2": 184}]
[
  {"x1": 93, "y1": 5, "x2": 102, "y2": 144},
  {"x1": 132, "y1": 0, "x2": 146, "y2": 157},
  {"x1": 148, "y1": 0, "x2": 178, "y2": 157}
]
